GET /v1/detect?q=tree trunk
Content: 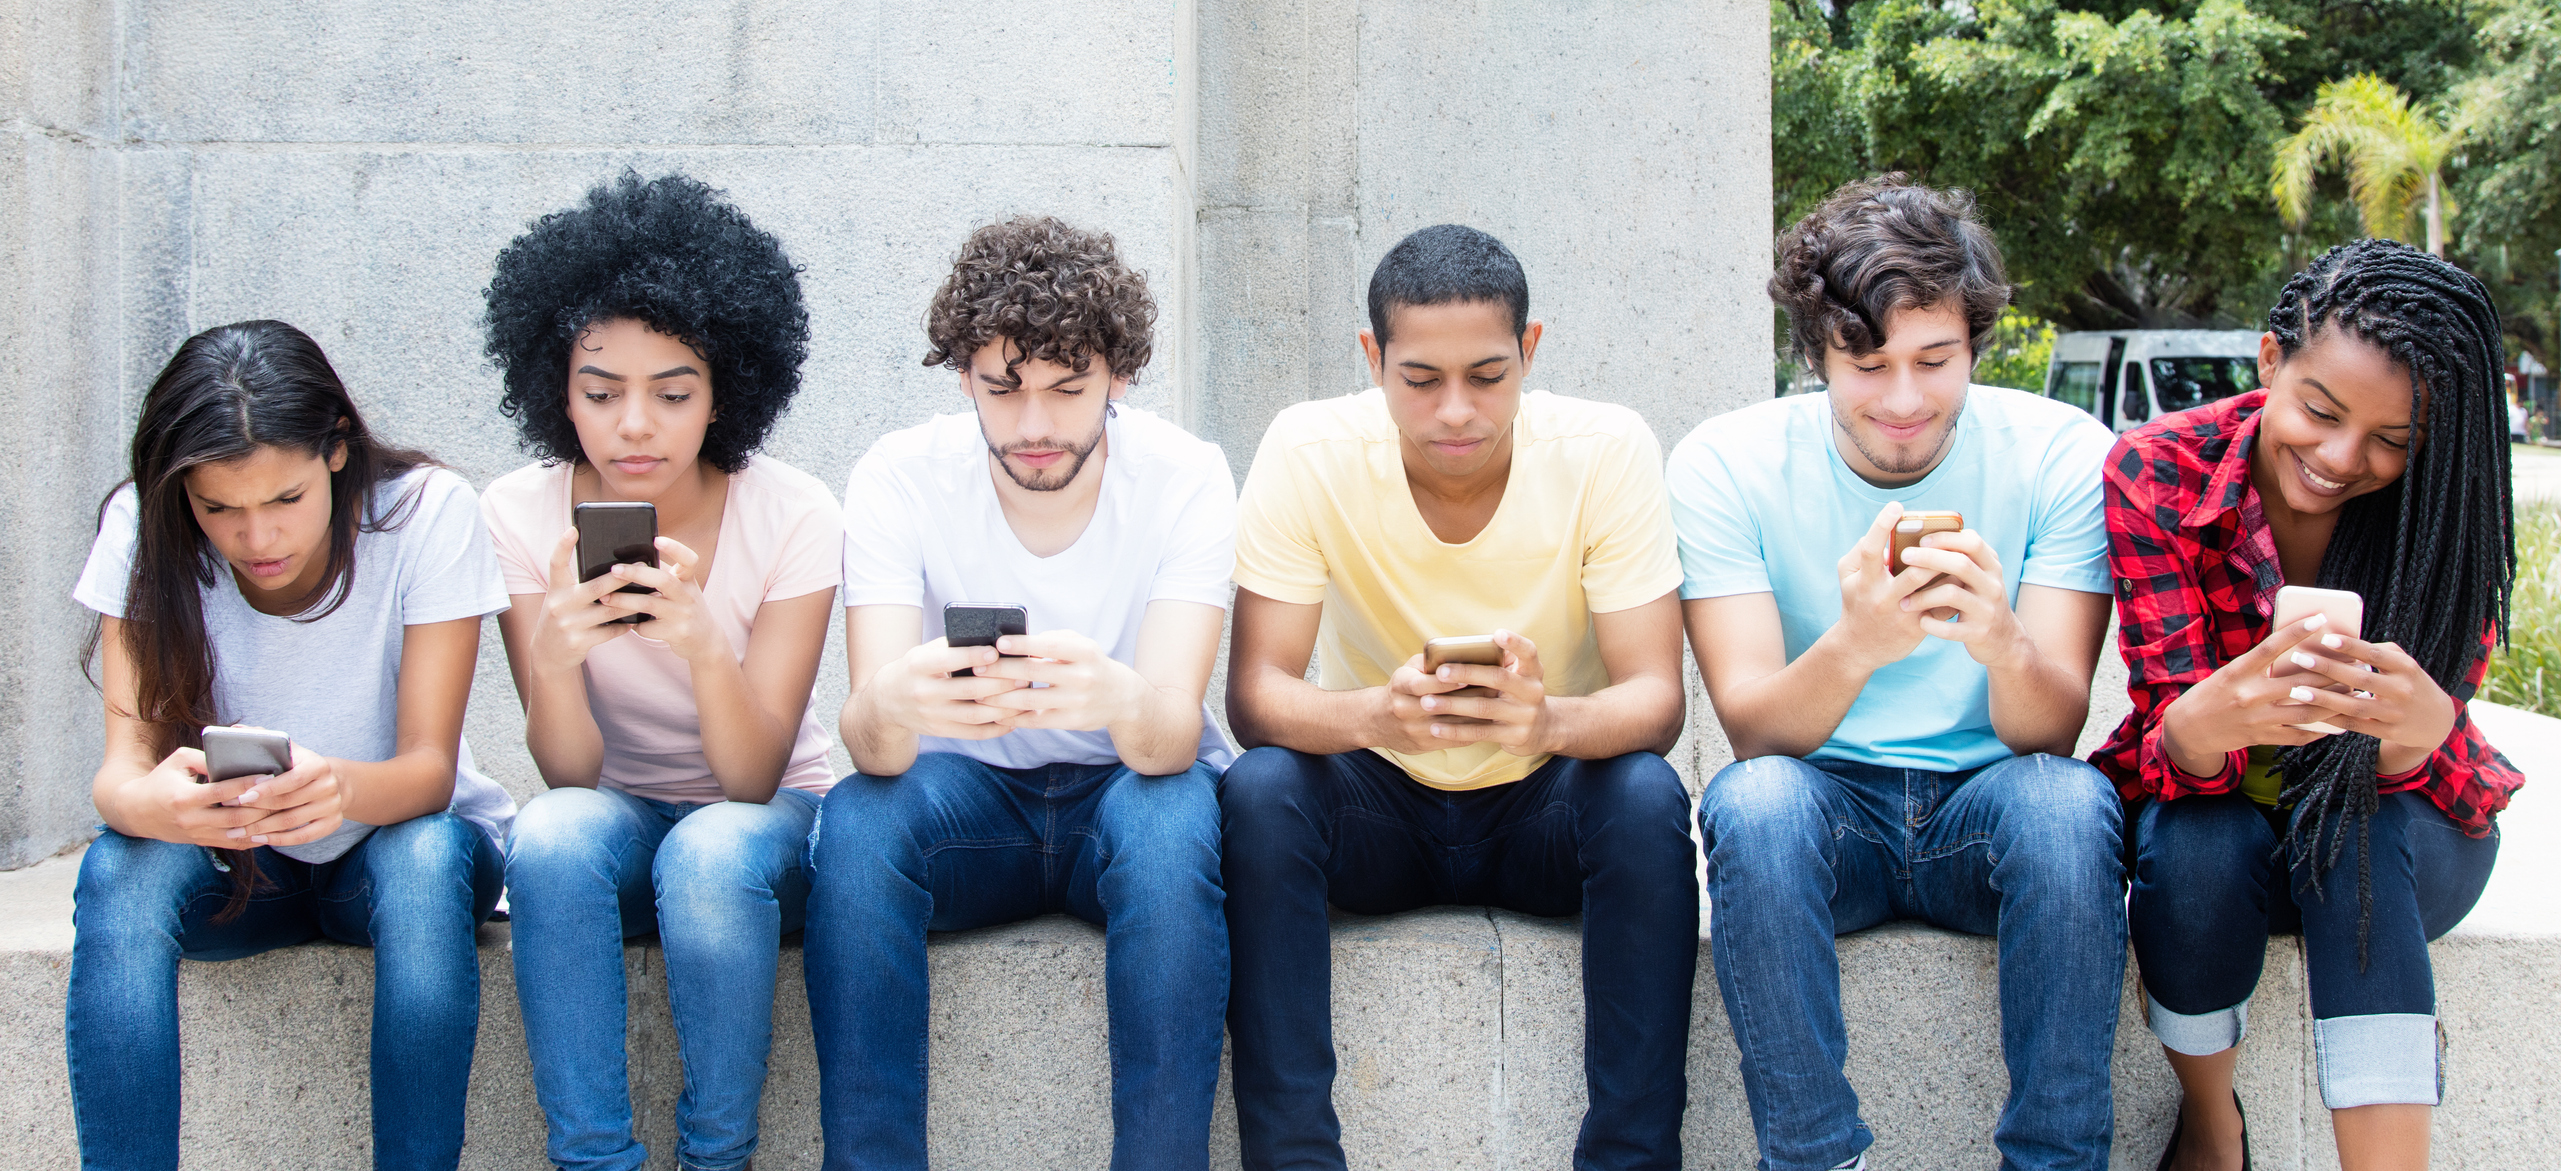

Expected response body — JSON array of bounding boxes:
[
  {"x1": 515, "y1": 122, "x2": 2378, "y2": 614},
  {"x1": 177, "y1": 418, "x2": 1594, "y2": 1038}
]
[{"x1": 2425, "y1": 170, "x2": 2445, "y2": 257}]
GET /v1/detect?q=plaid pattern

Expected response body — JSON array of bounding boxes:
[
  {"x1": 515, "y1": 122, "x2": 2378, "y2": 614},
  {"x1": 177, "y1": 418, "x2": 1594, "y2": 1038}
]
[{"x1": 2088, "y1": 390, "x2": 2519, "y2": 836}]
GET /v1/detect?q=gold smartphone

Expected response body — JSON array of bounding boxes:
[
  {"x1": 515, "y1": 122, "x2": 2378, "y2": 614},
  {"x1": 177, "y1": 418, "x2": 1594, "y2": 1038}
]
[
  {"x1": 2269, "y1": 584, "x2": 2366, "y2": 735},
  {"x1": 1422, "y1": 635, "x2": 1503, "y2": 699},
  {"x1": 1888, "y1": 510, "x2": 1965, "y2": 574}
]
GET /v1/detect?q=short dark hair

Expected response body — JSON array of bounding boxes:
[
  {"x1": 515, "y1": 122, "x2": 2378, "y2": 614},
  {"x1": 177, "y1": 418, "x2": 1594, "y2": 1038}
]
[
  {"x1": 1367, "y1": 225, "x2": 1530, "y2": 345},
  {"x1": 1769, "y1": 173, "x2": 2010, "y2": 378},
  {"x1": 923, "y1": 216, "x2": 1156, "y2": 383},
  {"x1": 483, "y1": 171, "x2": 810, "y2": 474}
]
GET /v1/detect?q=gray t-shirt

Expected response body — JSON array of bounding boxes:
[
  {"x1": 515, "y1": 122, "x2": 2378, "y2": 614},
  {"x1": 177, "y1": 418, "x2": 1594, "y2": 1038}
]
[{"x1": 75, "y1": 467, "x2": 516, "y2": 860}]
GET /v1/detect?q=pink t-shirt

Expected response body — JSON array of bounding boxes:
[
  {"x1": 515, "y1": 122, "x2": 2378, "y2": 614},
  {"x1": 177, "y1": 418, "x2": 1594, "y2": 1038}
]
[{"x1": 481, "y1": 455, "x2": 843, "y2": 803}]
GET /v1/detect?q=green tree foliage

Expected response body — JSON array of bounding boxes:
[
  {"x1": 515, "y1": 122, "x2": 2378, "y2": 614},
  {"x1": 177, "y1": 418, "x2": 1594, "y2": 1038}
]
[
  {"x1": 2273, "y1": 74, "x2": 2460, "y2": 254},
  {"x1": 2450, "y1": 0, "x2": 2561, "y2": 366},
  {"x1": 1973, "y1": 309, "x2": 2059, "y2": 390},
  {"x1": 1774, "y1": 0, "x2": 2545, "y2": 347}
]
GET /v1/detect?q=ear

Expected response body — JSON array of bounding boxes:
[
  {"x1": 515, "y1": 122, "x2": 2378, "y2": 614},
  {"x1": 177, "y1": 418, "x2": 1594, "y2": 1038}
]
[
  {"x1": 1360, "y1": 329, "x2": 1386, "y2": 387},
  {"x1": 1516, "y1": 320, "x2": 1545, "y2": 374},
  {"x1": 2256, "y1": 330, "x2": 2284, "y2": 393},
  {"x1": 326, "y1": 439, "x2": 350, "y2": 474}
]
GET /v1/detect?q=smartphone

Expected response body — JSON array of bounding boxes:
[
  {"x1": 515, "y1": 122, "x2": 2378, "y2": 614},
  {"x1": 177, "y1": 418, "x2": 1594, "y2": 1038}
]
[
  {"x1": 1422, "y1": 634, "x2": 1503, "y2": 699},
  {"x1": 945, "y1": 602, "x2": 1028, "y2": 677},
  {"x1": 574, "y1": 501, "x2": 658, "y2": 625},
  {"x1": 2269, "y1": 585, "x2": 2365, "y2": 735},
  {"x1": 201, "y1": 725, "x2": 292, "y2": 784},
  {"x1": 1888, "y1": 510, "x2": 1966, "y2": 574}
]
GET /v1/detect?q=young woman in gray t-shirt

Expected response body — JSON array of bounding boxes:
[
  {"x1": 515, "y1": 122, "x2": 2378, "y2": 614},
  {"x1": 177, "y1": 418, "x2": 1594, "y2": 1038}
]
[{"x1": 65, "y1": 320, "x2": 512, "y2": 1170}]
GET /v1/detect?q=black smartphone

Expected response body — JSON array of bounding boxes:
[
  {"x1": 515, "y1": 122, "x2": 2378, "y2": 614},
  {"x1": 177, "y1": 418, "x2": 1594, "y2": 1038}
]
[
  {"x1": 944, "y1": 602, "x2": 1028, "y2": 677},
  {"x1": 574, "y1": 501, "x2": 658, "y2": 624}
]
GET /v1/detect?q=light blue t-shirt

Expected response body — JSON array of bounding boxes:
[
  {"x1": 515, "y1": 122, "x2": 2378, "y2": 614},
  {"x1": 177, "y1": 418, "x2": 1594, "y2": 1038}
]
[{"x1": 1667, "y1": 384, "x2": 2115, "y2": 771}]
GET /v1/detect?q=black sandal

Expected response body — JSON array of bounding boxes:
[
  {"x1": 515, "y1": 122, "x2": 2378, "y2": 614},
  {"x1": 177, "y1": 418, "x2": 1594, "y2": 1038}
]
[{"x1": 2155, "y1": 1091, "x2": 2250, "y2": 1170}]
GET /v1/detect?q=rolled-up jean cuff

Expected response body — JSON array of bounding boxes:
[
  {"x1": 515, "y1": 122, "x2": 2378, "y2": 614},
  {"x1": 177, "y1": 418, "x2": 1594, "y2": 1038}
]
[
  {"x1": 2314, "y1": 1014, "x2": 2442, "y2": 1108},
  {"x1": 2148, "y1": 993, "x2": 2248, "y2": 1056}
]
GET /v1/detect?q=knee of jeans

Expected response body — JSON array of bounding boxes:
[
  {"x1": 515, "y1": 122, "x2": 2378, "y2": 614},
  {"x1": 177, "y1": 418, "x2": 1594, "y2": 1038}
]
[
  {"x1": 363, "y1": 812, "x2": 476, "y2": 883},
  {"x1": 1993, "y1": 755, "x2": 2123, "y2": 857},
  {"x1": 2139, "y1": 794, "x2": 2273, "y2": 882},
  {"x1": 1216, "y1": 746, "x2": 1323, "y2": 829},
  {"x1": 1097, "y1": 763, "x2": 1222, "y2": 871},
  {"x1": 657, "y1": 801, "x2": 803, "y2": 895},
  {"x1": 73, "y1": 831, "x2": 208, "y2": 940},
  {"x1": 1696, "y1": 756, "x2": 1827, "y2": 849},
  {"x1": 812, "y1": 771, "x2": 929, "y2": 865},
  {"x1": 504, "y1": 787, "x2": 625, "y2": 884}
]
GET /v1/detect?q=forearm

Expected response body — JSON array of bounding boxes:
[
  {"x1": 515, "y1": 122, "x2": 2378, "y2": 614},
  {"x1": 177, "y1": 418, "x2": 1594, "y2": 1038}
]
[
  {"x1": 91, "y1": 758, "x2": 168, "y2": 839},
  {"x1": 337, "y1": 748, "x2": 461, "y2": 824},
  {"x1": 1229, "y1": 666, "x2": 1390, "y2": 755},
  {"x1": 688, "y1": 653, "x2": 796, "y2": 803},
  {"x1": 1539, "y1": 673, "x2": 1685, "y2": 759},
  {"x1": 523, "y1": 664, "x2": 607, "y2": 789},
  {"x1": 1713, "y1": 628, "x2": 1878, "y2": 760},
  {"x1": 842, "y1": 684, "x2": 923, "y2": 778},
  {"x1": 1983, "y1": 642, "x2": 2094, "y2": 758}
]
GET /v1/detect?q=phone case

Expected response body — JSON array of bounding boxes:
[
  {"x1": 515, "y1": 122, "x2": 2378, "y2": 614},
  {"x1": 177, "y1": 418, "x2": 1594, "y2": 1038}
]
[
  {"x1": 201, "y1": 725, "x2": 292, "y2": 783},
  {"x1": 945, "y1": 603, "x2": 1028, "y2": 677},
  {"x1": 1888, "y1": 512, "x2": 1966, "y2": 574},
  {"x1": 574, "y1": 502, "x2": 658, "y2": 624},
  {"x1": 1422, "y1": 636, "x2": 1503, "y2": 698}
]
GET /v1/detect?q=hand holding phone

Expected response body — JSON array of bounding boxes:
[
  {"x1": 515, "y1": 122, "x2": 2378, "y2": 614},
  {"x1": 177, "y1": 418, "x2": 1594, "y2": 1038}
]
[
  {"x1": 2267, "y1": 585, "x2": 2365, "y2": 735},
  {"x1": 1889, "y1": 510, "x2": 1965, "y2": 574},
  {"x1": 944, "y1": 602, "x2": 1029, "y2": 678},
  {"x1": 1422, "y1": 635, "x2": 1503, "y2": 698},
  {"x1": 575, "y1": 501, "x2": 658, "y2": 625},
  {"x1": 201, "y1": 724, "x2": 292, "y2": 785}
]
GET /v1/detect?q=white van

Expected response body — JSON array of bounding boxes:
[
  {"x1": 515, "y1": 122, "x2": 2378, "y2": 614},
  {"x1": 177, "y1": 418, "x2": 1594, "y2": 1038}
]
[{"x1": 2042, "y1": 330, "x2": 2262, "y2": 432}]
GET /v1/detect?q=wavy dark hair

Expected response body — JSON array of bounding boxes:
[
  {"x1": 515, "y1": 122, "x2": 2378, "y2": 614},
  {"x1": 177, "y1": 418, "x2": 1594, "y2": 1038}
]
[
  {"x1": 922, "y1": 216, "x2": 1155, "y2": 383},
  {"x1": 2266, "y1": 239, "x2": 2513, "y2": 964},
  {"x1": 1770, "y1": 173, "x2": 2011, "y2": 379},
  {"x1": 86, "y1": 320, "x2": 437, "y2": 919},
  {"x1": 483, "y1": 171, "x2": 810, "y2": 473}
]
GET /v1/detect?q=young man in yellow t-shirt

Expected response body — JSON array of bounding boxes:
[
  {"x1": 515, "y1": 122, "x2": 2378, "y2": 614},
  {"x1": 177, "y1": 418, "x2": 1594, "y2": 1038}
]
[{"x1": 1222, "y1": 224, "x2": 1698, "y2": 1168}]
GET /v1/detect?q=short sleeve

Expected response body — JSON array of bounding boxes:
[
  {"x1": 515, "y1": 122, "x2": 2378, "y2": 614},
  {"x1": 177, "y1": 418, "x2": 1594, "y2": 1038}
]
[
  {"x1": 763, "y1": 474, "x2": 844, "y2": 604},
  {"x1": 1578, "y1": 425, "x2": 1683, "y2": 613},
  {"x1": 1231, "y1": 420, "x2": 1330, "y2": 606},
  {"x1": 477, "y1": 467, "x2": 556, "y2": 597},
  {"x1": 1149, "y1": 444, "x2": 1239, "y2": 609},
  {"x1": 2019, "y1": 416, "x2": 2116, "y2": 595},
  {"x1": 394, "y1": 472, "x2": 510, "y2": 626},
  {"x1": 840, "y1": 447, "x2": 928, "y2": 609},
  {"x1": 72, "y1": 485, "x2": 142, "y2": 619},
  {"x1": 1667, "y1": 433, "x2": 1774, "y2": 600}
]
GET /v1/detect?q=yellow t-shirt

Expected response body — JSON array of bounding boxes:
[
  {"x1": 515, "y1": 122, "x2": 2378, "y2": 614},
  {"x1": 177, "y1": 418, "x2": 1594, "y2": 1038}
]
[{"x1": 1232, "y1": 388, "x2": 1683, "y2": 789}]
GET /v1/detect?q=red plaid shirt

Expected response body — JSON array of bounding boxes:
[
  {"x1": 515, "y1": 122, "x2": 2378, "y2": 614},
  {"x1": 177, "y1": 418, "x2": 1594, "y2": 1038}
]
[{"x1": 2088, "y1": 390, "x2": 2519, "y2": 836}]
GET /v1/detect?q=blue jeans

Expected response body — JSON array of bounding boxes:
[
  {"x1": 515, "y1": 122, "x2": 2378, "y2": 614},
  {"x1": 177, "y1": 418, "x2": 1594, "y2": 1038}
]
[
  {"x1": 2130, "y1": 789, "x2": 2498, "y2": 1108},
  {"x1": 1697, "y1": 753, "x2": 2125, "y2": 1171},
  {"x1": 504, "y1": 785, "x2": 820, "y2": 1171},
  {"x1": 66, "y1": 813, "x2": 503, "y2": 1171},
  {"x1": 1221, "y1": 747, "x2": 1700, "y2": 1171},
  {"x1": 803, "y1": 754, "x2": 1228, "y2": 1171}
]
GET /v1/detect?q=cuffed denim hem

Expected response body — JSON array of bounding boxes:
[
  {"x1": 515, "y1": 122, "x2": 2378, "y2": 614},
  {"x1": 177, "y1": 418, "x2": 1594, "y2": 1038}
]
[
  {"x1": 2314, "y1": 1013, "x2": 2442, "y2": 1108},
  {"x1": 2147, "y1": 993, "x2": 2248, "y2": 1057}
]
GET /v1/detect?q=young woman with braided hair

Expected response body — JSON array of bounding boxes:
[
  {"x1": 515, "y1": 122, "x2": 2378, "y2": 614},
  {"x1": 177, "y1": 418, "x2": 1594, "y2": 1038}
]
[{"x1": 2093, "y1": 237, "x2": 2520, "y2": 1171}]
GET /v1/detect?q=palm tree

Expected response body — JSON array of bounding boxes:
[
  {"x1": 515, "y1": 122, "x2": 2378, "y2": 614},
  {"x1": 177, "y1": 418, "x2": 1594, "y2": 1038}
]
[{"x1": 2271, "y1": 74, "x2": 2460, "y2": 256}]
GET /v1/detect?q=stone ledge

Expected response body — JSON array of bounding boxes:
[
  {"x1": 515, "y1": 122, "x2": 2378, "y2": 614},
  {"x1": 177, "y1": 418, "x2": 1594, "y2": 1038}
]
[{"x1": 3, "y1": 704, "x2": 2553, "y2": 1169}]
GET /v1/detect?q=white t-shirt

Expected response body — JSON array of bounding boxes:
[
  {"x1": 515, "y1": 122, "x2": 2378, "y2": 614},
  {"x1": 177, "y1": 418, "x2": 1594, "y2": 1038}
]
[
  {"x1": 480, "y1": 454, "x2": 844, "y2": 803},
  {"x1": 841, "y1": 404, "x2": 1239, "y2": 771},
  {"x1": 74, "y1": 468, "x2": 517, "y2": 859}
]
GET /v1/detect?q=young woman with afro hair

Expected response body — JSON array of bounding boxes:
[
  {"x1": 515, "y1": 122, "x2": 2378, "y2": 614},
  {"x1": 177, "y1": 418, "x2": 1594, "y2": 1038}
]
[{"x1": 478, "y1": 171, "x2": 843, "y2": 1171}]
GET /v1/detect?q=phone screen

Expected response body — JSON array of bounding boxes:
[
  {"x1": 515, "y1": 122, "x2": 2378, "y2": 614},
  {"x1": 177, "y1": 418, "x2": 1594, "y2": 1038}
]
[{"x1": 574, "y1": 502, "x2": 658, "y2": 624}]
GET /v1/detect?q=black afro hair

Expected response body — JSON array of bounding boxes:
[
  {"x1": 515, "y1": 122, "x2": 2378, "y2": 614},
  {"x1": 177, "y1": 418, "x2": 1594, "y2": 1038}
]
[{"x1": 483, "y1": 171, "x2": 809, "y2": 474}]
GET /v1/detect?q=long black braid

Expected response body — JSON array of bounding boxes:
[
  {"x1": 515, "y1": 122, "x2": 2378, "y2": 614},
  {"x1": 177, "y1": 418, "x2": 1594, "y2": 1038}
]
[{"x1": 2265, "y1": 238, "x2": 2514, "y2": 966}]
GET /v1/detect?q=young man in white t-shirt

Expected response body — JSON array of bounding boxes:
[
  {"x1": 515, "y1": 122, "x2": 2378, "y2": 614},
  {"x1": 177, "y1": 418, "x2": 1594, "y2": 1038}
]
[
  {"x1": 805, "y1": 217, "x2": 1237, "y2": 1171},
  {"x1": 1669, "y1": 176, "x2": 2124, "y2": 1171}
]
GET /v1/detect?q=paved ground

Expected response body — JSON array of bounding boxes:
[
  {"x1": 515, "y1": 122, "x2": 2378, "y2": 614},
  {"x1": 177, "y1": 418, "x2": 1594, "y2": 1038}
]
[{"x1": 2513, "y1": 443, "x2": 2561, "y2": 504}]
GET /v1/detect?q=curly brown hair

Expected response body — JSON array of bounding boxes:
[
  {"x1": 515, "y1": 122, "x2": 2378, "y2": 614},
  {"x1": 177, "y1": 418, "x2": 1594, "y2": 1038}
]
[
  {"x1": 1770, "y1": 173, "x2": 2010, "y2": 380},
  {"x1": 923, "y1": 216, "x2": 1156, "y2": 383}
]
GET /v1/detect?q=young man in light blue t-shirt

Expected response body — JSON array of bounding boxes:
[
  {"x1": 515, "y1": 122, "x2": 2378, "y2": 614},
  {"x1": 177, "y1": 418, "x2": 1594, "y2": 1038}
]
[{"x1": 1668, "y1": 176, "x2": 2125, "y2": 1171}]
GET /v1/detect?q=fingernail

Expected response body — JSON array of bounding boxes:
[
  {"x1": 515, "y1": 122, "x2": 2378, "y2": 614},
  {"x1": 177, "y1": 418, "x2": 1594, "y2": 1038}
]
[
  {"x1": 2322, "y1": 634, "x2": 2344, "y2": 650},
  {"x1": 2291, "y1": 652, "x2": 2319, "y2": 669},
  {"x1": 225, "y1": 828, "x2": 246, "y2": 839},
  {"x1": 1420, "y1": 697, "x2": 1436, "y2": 710},
  {"x1": 2290, "y1": 686, "x2": 2317, "y2": 702},
  {"x1": 249, "y1": 835, "x2": 267, "y2": 844},
  {"x1": 2305, "y1": 613, "x2": 2328, "y2": 630},
  {"x1": 1438, "y1": 667, "x2": 1451, "y2": 680},
  {"x1": 239, "y1": 790, "x2": 259, "y2": 803}
]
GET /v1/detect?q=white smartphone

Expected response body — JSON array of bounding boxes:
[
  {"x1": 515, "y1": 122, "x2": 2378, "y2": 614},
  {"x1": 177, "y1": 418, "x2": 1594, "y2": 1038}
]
[{"x1": 2268, "y1": 585, "x2": 2365, "y2": 735}]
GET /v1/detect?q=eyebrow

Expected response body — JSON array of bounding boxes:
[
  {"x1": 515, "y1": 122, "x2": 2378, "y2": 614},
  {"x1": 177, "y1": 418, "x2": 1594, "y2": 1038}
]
[
  {"x1": 650, "y1": 365, "x2": 700, "y2": 380},
  {"x1": 1916, "y1": 339, "x2": 1965, "y2": 352},
  {"x1": 575, "y1": 365, "x2": 625, "y2": 382},
  {"x1": 975, "y1": 366, "x2": 1093, "y2": 391},
  {"x1": 2305, "y1": 378, "x2": 2412, "y2": 429},
  {"x1": 1398, "y1": 355, "x2": 1512, "y2": 372},
  {"x1": 193, "y1": 481, "x2": 308, "y2": 508}
]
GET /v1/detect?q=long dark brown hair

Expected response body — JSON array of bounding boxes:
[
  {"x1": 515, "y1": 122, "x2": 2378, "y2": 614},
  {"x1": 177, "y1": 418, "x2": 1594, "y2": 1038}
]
[{"x1": 86, "y1": 320, "x2": 438, "y2": 917}]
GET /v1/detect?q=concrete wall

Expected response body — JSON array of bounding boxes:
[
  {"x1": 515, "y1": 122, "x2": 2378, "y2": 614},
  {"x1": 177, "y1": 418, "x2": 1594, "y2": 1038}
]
[{"x1": 0, "y1": 0, "x2": 1772, "y2": 866}]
